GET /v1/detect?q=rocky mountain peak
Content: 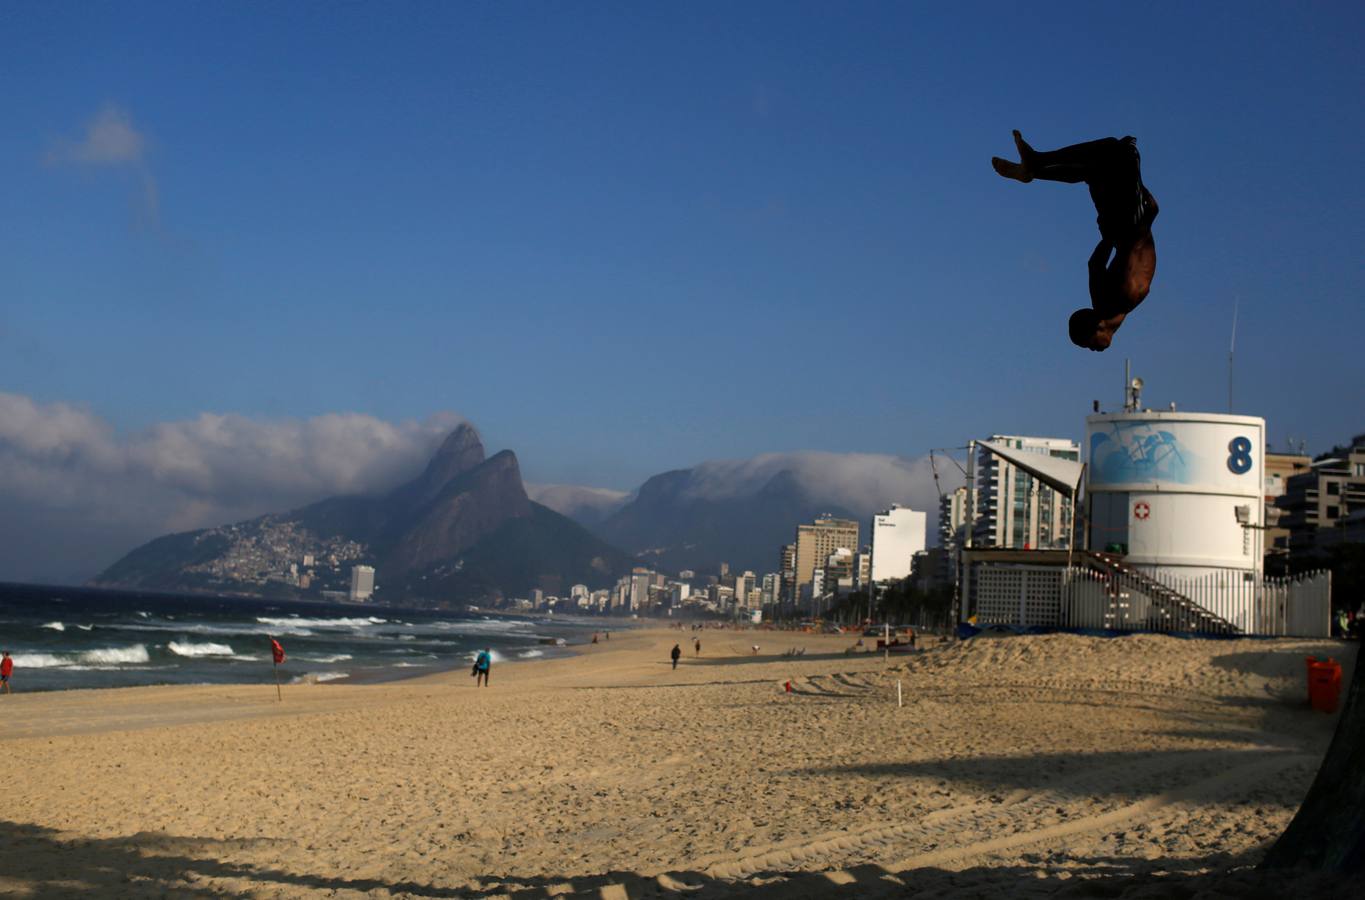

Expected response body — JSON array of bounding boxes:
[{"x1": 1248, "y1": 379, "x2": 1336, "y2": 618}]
[{"x1": 391, "y1": 423, "x2": 486, "y2": 512}]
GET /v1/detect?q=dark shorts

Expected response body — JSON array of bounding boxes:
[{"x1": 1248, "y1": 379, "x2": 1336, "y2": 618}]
[{"x1": 1089, "y1": 137, "x2": 1154, "y2": 242}]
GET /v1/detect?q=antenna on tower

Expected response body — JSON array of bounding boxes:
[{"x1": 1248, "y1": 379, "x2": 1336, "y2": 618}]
[{"x1": 1228, "y1": 298, "x2": 1239, "y2": 413}]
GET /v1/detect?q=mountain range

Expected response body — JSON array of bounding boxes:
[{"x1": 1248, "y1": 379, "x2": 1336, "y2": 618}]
[
  {"x1": 96, "y1": 424, "x2": 951, "y2": 602},
  {"x1": 96, "y1": 425, "x2": 632, "y2": 604},
  {"x1": 592, "y1": 468, "x2": 858, "y2": 574}
]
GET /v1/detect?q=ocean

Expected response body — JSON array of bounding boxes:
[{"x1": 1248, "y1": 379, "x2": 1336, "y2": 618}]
[{"x1": 0, "y1": 583, "x2": 596, "y2": 693}]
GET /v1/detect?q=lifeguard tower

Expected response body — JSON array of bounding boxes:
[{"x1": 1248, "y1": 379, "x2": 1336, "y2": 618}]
[{"x1": 958, "y1": 376, "x2": 1330, "y2": 637}]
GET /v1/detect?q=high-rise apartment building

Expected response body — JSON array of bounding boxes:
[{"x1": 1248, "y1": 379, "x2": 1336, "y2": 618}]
[
  {"x1": 1277, "y1": 434, "x2": 1365, "y2": 556},
  {"x1": 1265, "y1": 451, "x2": 1312, "y2": 557},
  {"x1": 939, "y1": 486, "x2": 971, "y2": 548},
  {"x1": 779, "y1": 543, "x2": 797, "y2": 611},
  {"x1": 349, "y1": 565, "x2": 375, "y2": 603},
  {"x1": 733, "y1": 571, "x2": 754, "y2": 609},
  {"x1": 973, "y1": 436, "x2": 1079, "y2": 550},
  {"x1": 794, "y1": 516, "x2": 859, "y2": 611},
  {"x1": 761, "y1": 572, "x2": 781, "y2": 608},
  {"x1": 870, "y1": 505, "x2": 927, "y2": 583}
]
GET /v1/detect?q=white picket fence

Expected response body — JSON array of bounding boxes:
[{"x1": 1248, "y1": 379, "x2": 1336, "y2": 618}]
[{"x1": 967, "y1": 563, "x2": 1331, "y2": 638}]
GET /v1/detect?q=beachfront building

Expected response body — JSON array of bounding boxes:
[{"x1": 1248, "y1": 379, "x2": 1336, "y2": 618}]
[
  {"x1": 349, "y1": 564, "x2": 375, "y2": 602},
  {"x1": 760, "y1": 572, "x2": 780, "y2": 609},
  {"x1": 939, "y1": 486, "x2": 972, "y2": 549},
  {"x1": 870, "y1": 505, "x2": 927, "y2": 583},
  {"x1": 973, "y1": 436, "x2": 1079, "y2": 550},
  {"x1": 779, "y1": 543, "x2": 796, "y2": 613},
  {"x1": 794, "y1": 516, "x2": 858, "y2": 614},
  {"x1": 1264, "y1": 451, "x2": 1312, "y2": 562},
  {"x1": 733, "y1": 571, "x2": 756, "y2": 610},
  {"x1": 1276, "y1": 433, "x2": 1365, "y2": 558}
]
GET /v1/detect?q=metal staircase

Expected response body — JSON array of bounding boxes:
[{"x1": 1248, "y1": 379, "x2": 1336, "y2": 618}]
[{"x1": 1078, "y1": 550, "x2": 1242, "y2": 636}]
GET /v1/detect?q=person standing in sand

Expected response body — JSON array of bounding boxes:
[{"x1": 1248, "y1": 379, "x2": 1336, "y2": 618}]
[
  {"x1": 694, "y1": 637, "x2": 701, "y2": 656},
  {"x1": 473, "y1": 647, "x2": 492, "y2": 687},
  {"x1": 1, "y1": 651, "x2": 12, "y2": 694},
  {"x1": 670, "y1": 643, "x2": 681, "y2": 670}
]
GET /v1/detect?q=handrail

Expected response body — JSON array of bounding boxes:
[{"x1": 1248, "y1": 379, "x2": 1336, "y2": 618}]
[{"x1": 1075, "y1": 550, "x2": 1241, "y2": 635}]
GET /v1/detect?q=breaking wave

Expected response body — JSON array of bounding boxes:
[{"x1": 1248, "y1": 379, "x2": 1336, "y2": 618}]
[
  {"x1": 41, "y1": 621, "x2": 65, "y2": 631},
  {"x1": 167, "y1": 641, "x2": 235, "y2": 658},
  {"x1": 80, "y1": 645, "x2": 152, "y2": 665},
  {"x1": 13, "y1": 645, "x2": 152, "y2": 668},
  {"x1": 257, "y1": 616, "x2": 386, "y2": 629},
  {"x1": 290, "y1": 671, "x2": 348, "y2": 684}
]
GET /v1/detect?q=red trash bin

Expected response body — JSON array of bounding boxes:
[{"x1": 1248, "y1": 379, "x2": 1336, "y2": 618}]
[{"x1": 1308, "y1": 658, "x2": 1343, "y2": 714}]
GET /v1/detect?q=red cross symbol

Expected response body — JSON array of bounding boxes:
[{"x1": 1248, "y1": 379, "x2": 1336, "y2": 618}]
[{"x1": 1134, "y1": 502, "x2": 1151, "y2": 520}]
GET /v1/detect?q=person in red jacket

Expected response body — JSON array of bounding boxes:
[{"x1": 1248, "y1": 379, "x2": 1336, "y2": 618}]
[{"x1": 1, "y1": 651, "x2": 13, "y2": 694}]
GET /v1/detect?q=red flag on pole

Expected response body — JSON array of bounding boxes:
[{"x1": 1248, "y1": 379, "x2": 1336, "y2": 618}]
[{"x1": 271, "y1": 638, "x2": 286, "y2": 665}]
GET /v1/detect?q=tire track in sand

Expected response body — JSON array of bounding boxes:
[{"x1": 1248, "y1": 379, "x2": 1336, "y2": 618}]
[{"x1": 698, "y1": 749, "x2": 1300, "y2": 881}]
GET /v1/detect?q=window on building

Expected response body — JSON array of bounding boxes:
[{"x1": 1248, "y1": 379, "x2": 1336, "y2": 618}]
[
  {"x1": 1327, "y1": 482, "x2": 1340, "y2": 495},
  {"x1": 1356, "y1": 462, "x2": 1365, "y2": 477},
  {"x1": 1326, "y1": 505, "x2": 1340, "y2": 519}
]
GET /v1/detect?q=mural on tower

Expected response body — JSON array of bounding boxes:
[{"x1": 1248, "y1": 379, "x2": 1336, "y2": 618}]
[{"x1": 1090, "y1": 421, "x2": 1194, "y2": 485}]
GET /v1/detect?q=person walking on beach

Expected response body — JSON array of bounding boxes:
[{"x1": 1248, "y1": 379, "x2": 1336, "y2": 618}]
[
  {"x1": 694, "y1": 637, "x2": 701, "y2": 657},
  {"x1": 670, "y1": 643, "x2": 681, "y2": 670},
  {"x1": 1, "y1": 651, "x2": 12, "y2": 694},
  {"x1": 473, "y1": 647, "x2": 492, "y2": 687},
  {"x1": 992, "y1": 131, "x2": 1158, "y2": 352}
]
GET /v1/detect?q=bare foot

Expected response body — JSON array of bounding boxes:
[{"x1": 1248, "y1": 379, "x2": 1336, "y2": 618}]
[
  {"x1": 992, "y1": 156, "x2": 1031, "y2": 182},
  {"x1": 992, "y1": 130, "x2": 1035, "y2": 182}
]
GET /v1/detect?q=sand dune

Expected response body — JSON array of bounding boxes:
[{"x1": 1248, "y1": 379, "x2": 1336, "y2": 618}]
[{"x1": 0, "y1": 628, "x2": 1355, "y2": 897}]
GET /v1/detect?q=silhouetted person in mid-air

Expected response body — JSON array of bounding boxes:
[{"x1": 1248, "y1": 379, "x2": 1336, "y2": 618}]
[{"x1": 992, "y1": 131, "x2": 1158, "y2": 352}]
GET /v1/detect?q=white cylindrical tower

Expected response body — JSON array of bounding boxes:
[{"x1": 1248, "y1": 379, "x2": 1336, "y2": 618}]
[{"x1": 1085, "y1": 411, "x2": 1265, "y2": 581}]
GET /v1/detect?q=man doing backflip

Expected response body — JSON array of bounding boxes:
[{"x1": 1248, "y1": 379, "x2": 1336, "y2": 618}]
[{"x1": 992, "y1": 131, "x2": 1158, "y2": 351}]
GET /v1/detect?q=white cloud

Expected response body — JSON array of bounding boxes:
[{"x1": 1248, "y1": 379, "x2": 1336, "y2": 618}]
[
  {"x1": 46, "y1": 105, "x2": 160, "y2": 225},
  {"x1": 681, "y1": 450, "x2": 963, "y2": 521},
  {"x1": 47, "y1": 105, "x2": 147, "y2": 166},
  {"x1": 0, "y1": 392, "x2": 464, "y2": 581},
  {"x1": 526, "y1": 483, "x2": 630, "y2": 524}
]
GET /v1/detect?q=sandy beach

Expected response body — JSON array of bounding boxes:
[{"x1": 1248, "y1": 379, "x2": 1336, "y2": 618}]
[{"x1": 0, "y1": 627, "x2": 1356, "y2": 898}]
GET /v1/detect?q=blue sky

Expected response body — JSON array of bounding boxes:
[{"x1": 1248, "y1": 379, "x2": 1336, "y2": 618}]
[{"x1": 3, "y1": 1, "x2": 1362, "y2": 493}]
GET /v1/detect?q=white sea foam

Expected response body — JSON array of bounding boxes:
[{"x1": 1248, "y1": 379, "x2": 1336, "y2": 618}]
[
  {"x1": 167, "y1": 641, "x2": 235, "y2": 658},
  {"x1": 392, "y1": 661, "x2": 429, "y2": 668},
  {"x1": 136, "y1": 611, "x2": 151, "y2": 618},
  {"x1": 11, "y1": 652, "x2": 68, "y2": 668},
  {"x1": 41, "y1": 621, "x2": 65, "y2": 631},
  {"x1": 437, "y1": 619, "x2": 534, "y2": 632},
  {"x1": 289, "y1": 671, "x2": 348, "y2": 684},
  {"x1": 517, "y1": 649, "x2": 545, "y2": 659},
  {"x1": 79, "y1": 645, "x2": 151, "y2": 665},
  {"x1": 299, "y1": 654, "x2": 353, "y2": 663},
  {"x1": 256, "y1": 616, "x2": 385, "y2": 629},
  {"x1": 398, "y1": 634, "x2": 418, "y2": 641},
  {"x1": 15, "y1": 645, "x2": 152, "y2": 668},
  {"x1": 76, "y1": 624, "x2": 94, "y2": 631},
  {"x1": 118, "y1": 622, "x2": 316, "y2": 638}
]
